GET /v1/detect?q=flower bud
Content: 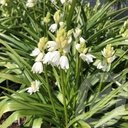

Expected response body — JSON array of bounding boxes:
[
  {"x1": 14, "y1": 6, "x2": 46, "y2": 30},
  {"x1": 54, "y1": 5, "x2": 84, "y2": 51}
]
[
  {"x1": 43, "y1": 12, "x2": 51, "y2": 24},
  {"x1": 54, "y1": 10, "x2": 61, "y2": 24},
  {"x1": 38, "y1": 37, "x2": 48, "y2": 50}
]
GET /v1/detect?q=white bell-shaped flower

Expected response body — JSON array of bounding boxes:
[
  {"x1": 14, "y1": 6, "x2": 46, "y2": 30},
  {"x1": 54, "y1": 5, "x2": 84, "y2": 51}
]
[
  {"x1": 32, "y1": 61, "x2": 43, "y2": 74},
  {"x1": 43, "y1": 52, "x2": 52, "y2": 64},
  {"x1": 49, "y1": 23, "x2": 58, "y2": 33},
  {"x1": 73, "y1": 28, "x2": 82, "y2": 39},
  {"x1": 47, "y1": 41, "x2": 58, "y2": 52},
  {"x1": 97, "y1": 62, "x2": 107, "y2": 71},
  {"x1": 26, "y1": 0, "x2": 36, "y2": 8},
  {"x1": 59, "y1": 56, "x2": 69, "y2": 70},
  {"x1": 35, "y1": 52, "x2": 44, "y2": 62},
  {"x1": 50, "y1": 51, "x2": 60, "y2": 66},
  {"x1": 26, "y1": 80, "x2": 41, "y2": 95},
  {"x1": 80, "y1": 53, "x2": 95, "y2": 64},
  {"x1": 60, "y1": 0, "x2": 65, "y2": 4},
  {"x1": 30, "y1": 47, "x2": 40, "y2": 56}
]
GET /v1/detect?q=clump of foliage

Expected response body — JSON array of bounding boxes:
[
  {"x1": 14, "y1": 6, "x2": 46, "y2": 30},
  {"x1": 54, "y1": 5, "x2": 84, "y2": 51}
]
[{"x1": 0, "y1": 0, "x2": 128, "y2": 128}]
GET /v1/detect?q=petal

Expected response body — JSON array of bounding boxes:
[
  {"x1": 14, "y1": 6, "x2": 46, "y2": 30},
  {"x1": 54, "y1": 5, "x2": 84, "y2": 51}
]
[
  {"x1": 60, "y1": 0, "x2": 65, "y2": 4},
  {"x1": 76, "y1": 44, "x2": 80, "y2": 51},
  {"x1": 50, "y1": 51, "x2": 60, "y2": 66},
  {"x1": 59, "y1": 56, "x2": 69, "y2": 70},
  {"x1": 47, "y1": 41, "x2": 58, "y2": 51},
  {"x1": 49, "y1": 24, "x2": 57, "y2": 33},
  {"x1": 30, "y1": 47, "x2": 40, "y2": 56},
  {"x1": 32, "y1": 61, "x2": 43, "y2": 74},
  {"x1": 43, "y1": 52, "x2": 52, "y2": 64},
  {"x1": 80, "y1": 37, "x2": 86, "y2": 43},
  {"x1": 35, "y1": 52, "x2": 44, "y2": 61}
]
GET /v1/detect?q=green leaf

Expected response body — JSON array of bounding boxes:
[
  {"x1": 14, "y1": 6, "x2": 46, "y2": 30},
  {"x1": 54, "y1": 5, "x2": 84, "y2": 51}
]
[
  {"x1": 32, "y1": 118, "x2": 42, "y2": 128},
  {"x1": 78, "y1": 120, "x2": 91, "y2": 128}
]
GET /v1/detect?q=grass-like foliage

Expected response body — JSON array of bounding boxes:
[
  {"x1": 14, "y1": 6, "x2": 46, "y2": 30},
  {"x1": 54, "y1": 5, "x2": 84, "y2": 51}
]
[{"x1": 0, "y1": 0, "x2": 128, "y2": 127}]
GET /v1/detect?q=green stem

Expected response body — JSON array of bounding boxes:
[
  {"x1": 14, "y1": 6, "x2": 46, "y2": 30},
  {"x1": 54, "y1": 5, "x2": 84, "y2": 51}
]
[
  {"x1": 44, "y1": 65, "x2": 59, "y2": 122},
  {"x1": 60, "y1": 69, "x2": 68, "y2": 125},
  {"x1": 75, "y1": 51, "x2": 81, "y2": 90}
]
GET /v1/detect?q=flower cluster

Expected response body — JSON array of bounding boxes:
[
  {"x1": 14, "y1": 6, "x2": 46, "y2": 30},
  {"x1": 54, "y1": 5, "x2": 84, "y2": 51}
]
[
  {"x1": 76, "y1": 37, "x2": 95, "y2": 64},
  {"x1": 30, "y1": 37, "x2": 47, "y2": 74},
  {"x1": 49, "y1": 10, "x2": 62, "y2": 33},
  {"x1": 74, "y1": 28, "x2": 95, "y2": 64},
  {"x1": 97, "y1": 44, "x2": 116, "y2": 71},
  {"x1": 43, "y1": 25, "x2": 72, "y2": 70},
  {"x1": 30, "y1": 24, "x2": 72, "y2": 73}
]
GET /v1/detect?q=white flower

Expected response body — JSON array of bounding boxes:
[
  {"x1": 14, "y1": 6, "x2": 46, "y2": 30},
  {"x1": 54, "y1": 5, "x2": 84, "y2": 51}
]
[
  {"x1": 63, "y1": 45, "x2": 70, "y2": 54},
  {"x1": 30, "y1": 47, "x2": 40, "y2": 56},
  {"x1": 73, "y1": 28, "x2": 82, "y2": 39},
  {"x1": 51, "y1": 0, "x2": 55, "y2": 2},
  {"x1": 76, "y1": 44, "x2": 80, "y2": 51},
  {"x1": 26, "y1": 80, "x2": 41, "y2": 95},
  {"x1": 35, "y1": 52, "x2": 44, "y2": 61},
  {"x1": 32, "y1": 61, "x2": 43, "y2": 74},
  {"x1": 50, "y1": 51, "x2": 60, "y2": 66},
  {"x1": 43, "y1": 52, "x2": 52, "y2": 64},
  {"x1": 97, "y1": 62, "x2": 107, "y2": 71},
  {"x1": 59, "y1": 22, "x2": 64, "y2": 26},
  {"x1": 80, "y1": 37, "x2": 86, "y2": 43},
  {"x1": 68, "y1": 0, "x2": 72, "y2": 3},
  {"x1": 60, "y1": 0, "x2": 65, "y2": 4},
  {"x1": 80, "y1": 53, "x2": 95, "y2": 64},
  {"x1": 0, "y1": 0, "x2": 7, "y2": 6},
  {"x1": 49, "y1": 23, "x2": 58, "y2": 33},
  {"x1": 43, "y1": 51, "x2": 60, "y2": 67},
  {"x1": 26, "y1": 0, "x2": 36, "y2": 8},
  {"x1": 107, "y1": 56, "x2": 116, "y2": 64},
  {"x1": 59, "y1": 56, "x2": 69, "y2": 70},
  {"x1": 47, "y1": 41, "x2": 58, "y2": 51}
]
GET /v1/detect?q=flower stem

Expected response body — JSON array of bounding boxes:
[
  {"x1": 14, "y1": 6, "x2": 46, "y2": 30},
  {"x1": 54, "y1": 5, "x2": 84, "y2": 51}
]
[
  {"x1": 60, "y1": 69, "x2": 68, "y2": 125},
  {"x1": 44, "y1": 65, "x2": 59, "y2": 122},
  {"x1": 75, "y1": 51, "x2": 81, "y2": 90}
]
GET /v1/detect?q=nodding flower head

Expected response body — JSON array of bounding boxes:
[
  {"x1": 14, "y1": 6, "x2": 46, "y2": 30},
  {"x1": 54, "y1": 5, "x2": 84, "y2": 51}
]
[{"x1": 26, "y1": 80, "x2": 41, "y2": 95}]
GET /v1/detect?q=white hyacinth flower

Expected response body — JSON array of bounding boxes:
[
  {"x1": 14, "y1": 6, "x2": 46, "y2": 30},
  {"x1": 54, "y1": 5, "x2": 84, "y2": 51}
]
[
  {"x1": 75, "y1": 43, "x2": 80, "y2": 51},
  {"x1": 47, "y1": 41, "x2": 58, "y2": 52},
  {"x1": 26, "y1": 0, "x2": 36, "y2": 8},
  {"x1": 49, "y1": 23, "x2": 58, "y2": 33},
  {"x1": 60, "y1": 0, "x2": 65, "y2": 4},
  {"x1": 107, "y1": 56, "x2": 116, "y2": 64},
  {"x1": 0, "y1": 0, "x2": 7, "y2": 6},
  {"x1": 97, "y1": 62, "x2": 107, "y2": 71},
  {"x1": 35, "y1": 52, "x2": 44, "y2": 62},
  {"x1": 80, "y1": 53, "x2": 95, "y2": 64},
  {"x1": 73, "y1": 28, "x2": 82, "y2": 39},
  {"x1": 50, "y1": 51, "x2": 60, "y2": 66},
  {"x1": 26, "y1": 80, "x2": 41, "y2": 95},
  {"x1": 30, "y1": 47, "x2": 40, "y2": 56},
  {"x1": 59, "y1": 56, "x2": 69, "y2": 70},
  {"x1": 32, "y1": 61, "x2": 43, "y2": 74},
  {"x1": 80, "y1": 37, "x2": 86, "y2": 43},
  {"x1": 43, "y1": 52, "x2": 52, "y2": 64}
]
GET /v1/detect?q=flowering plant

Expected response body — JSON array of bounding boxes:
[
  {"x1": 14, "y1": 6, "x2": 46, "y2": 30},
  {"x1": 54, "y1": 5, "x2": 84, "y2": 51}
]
[{"x1": 0, "y1": 0, "x2": 128, "y2": 127}]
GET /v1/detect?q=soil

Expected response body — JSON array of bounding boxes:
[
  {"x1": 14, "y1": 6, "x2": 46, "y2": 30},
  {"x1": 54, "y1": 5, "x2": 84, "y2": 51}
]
[{"x1": 0, "y1": 112, "x2": 25, "y2": 128}]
